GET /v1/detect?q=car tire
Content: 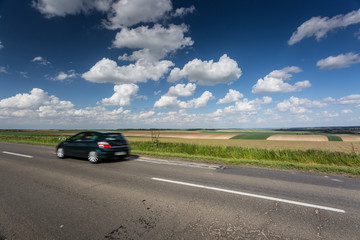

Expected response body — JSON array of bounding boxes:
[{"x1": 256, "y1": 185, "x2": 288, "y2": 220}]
[
  {"x1": 56, "y1": 147, "x2": 66, "y2": 159},
  {"x1": 88, "y1": 151, "x2": 99, "y2": 164}
]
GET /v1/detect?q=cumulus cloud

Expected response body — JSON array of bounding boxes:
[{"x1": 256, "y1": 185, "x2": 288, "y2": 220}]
[
  {"x1": 166, "y1": 83, "x2": 196, "y2": 97},
  {"x1": 33, "y1": 0, "x2": 174, "y2": 29},
  {"x1": 0, "y1": 88, "x2": 73, "y2": 111},
  {"x1": 104, "y1": 0, "x2": 172, "y2": 29},
  {"x1": 319, "y1": 111, "x2": 339, "y2": 118},
  {"x1": 115, "y1": 24, "x2": 193, "y2": 61},
  {"x1": 32, "y1": 0, "x2": 112, "y2": 18},
  {"x1": 173, "y1": 5, "x2": 195, "y2": 17},
  {"x1": 288, "y1": 8, "x2": 360, "y2": 45},
  {"x1": 217, "y1": 89, "x2": 243, "y2": 104},
  {"x1": 223, "y1": 96, "x2": 272, "y2": 113},
  {"x1": 154, "y1": 91, "x2": 214, "y2": 109},
  {"x1": 337, "y1": 94, "x2": 360, "y2": 106},
  {"x1": 82, "y1": 58, "x2": 174, "y2": 84},
  {"x1": 316, "y1": 52, "x2": 360, "y2": 69},
  {"x1": 32, "y1": 56, "x2": 51, "y2": 66},
  {"x1": 153, "y1": 96, "x2": 180, "y2": 109},
  {"x1": 252, "y1": 66, "x2": 311, "y2": 93},
  {"x1": 168, "y1": 54, "x2": 242, "y2": 85},
  {"x1": 101, "y1": 83, "x2": 139, "y2": 106},
  {"x1": 52, "y1": 70, "x2": 77, "y2": 81},
  {"x1": 277, "y1": 96, "x2": 326, "y2": 114}
]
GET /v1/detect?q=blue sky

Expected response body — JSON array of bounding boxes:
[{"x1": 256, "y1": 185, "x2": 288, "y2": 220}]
[{"x1": 0, "y1": 0, "x2": 360, "y2": 129}]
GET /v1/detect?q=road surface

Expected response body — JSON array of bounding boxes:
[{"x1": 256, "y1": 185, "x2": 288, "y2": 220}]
[{"x1": 0, "y1": 142, "x2": 360, "y2": 239}]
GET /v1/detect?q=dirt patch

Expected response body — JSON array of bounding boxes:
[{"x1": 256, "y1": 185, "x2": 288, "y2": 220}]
[
  {"x1": 267, "y1": 135, "x2": 328, "y2": 142},
  {"x1": 122, "y1": 131, "x2": 238, "y2": 139},
  {"x1": 337, "y1": 135, "x2": 360, "y2": 142}
]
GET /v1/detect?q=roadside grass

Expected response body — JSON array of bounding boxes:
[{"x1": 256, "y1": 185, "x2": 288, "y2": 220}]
[{"x1": 1, "y1": 134, "x2": 359, "y2": 176}]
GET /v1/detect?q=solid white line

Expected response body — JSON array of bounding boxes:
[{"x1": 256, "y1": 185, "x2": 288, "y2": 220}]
[
  {"x1": 2, "y1": 151, "x2": 33, "y2": 158},
  {"x1": 152, "y1": 178, "x2": 345, "y2": 213},
  {"x1": 136, "y1": 157, "x2": 220, "y2": 169}
]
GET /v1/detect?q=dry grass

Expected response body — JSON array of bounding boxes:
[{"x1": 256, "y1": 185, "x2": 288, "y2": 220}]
[
  {"x1": 267, "y1": 134, "x2": 328, "y2": 141},
  {"x1": 336, "y1": 135, "x2": 360, "y2": 142}
]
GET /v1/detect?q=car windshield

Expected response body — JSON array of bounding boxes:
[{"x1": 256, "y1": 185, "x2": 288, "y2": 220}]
[{"x1": 104, "y1": 133, "x2": 126, "y2": 141}]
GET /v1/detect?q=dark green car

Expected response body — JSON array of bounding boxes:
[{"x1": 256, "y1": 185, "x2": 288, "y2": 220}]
[{"x1": 56, "y1": 131, "x2": 130, "y2": 163}]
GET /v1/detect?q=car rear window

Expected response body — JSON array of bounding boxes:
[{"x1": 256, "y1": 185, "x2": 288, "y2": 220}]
[{"x1": 104, "y1": 133, "x2": 126, "y2": 141}]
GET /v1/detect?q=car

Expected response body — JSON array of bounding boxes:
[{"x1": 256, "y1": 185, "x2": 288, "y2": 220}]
[{"x1": 56, "y1": 131, "x2": 130, "y2": 163}]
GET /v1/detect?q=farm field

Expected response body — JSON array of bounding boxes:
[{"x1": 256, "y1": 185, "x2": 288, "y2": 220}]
[
  {"x1": 0, "y1": 129, "x2": 359, "y2": 154},
  {"x1": 126, "y1": 137, "x2": 360, "y2": 154},
  {"x1": 121, "y1": 130, "x2": 239, "y2": 139},
  {"x1": 1, "y1": 129, "x2": 360, "y2": 175}
]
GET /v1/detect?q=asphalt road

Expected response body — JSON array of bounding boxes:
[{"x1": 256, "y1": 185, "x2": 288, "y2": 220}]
[{"x1": 0, "y1": 142, "x2": 360, "y2": 240}]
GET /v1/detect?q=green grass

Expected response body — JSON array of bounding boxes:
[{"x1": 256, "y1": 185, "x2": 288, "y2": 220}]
[
  {"x1": 1, "y1": 134, "x2": 359, "y2": 176},
  {"x1": 231, "y1": 132, "x2": 277, "y2": 140},
  {"x1": 323, "y1": 134, "x2": 343, "y2": 141}
]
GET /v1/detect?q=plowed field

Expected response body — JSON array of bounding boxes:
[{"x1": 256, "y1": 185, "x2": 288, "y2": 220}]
[{"x1": 267, "y1": 135, "x2": 328, "y2": 141}]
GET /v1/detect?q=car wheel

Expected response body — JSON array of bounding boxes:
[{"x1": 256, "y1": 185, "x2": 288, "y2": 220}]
[
  {"x1": 88, "y1": 151, "x2": 99, "y2": 164},
  {"x1": 56, "y1": 148, "x2": 65, "y2": 158}
]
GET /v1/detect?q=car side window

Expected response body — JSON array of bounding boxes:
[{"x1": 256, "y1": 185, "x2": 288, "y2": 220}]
[
  {"x1": 70, "y1": 133, "x2": 86, "y2": 141},
  {"x1": 83, "y1": 133, "x2": 99, "y2": 141}
]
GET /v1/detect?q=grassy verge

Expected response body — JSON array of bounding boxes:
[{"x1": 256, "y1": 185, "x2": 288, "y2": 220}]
[{"x1": 1, "y1": 135, "x2": 359, "y2": 176}]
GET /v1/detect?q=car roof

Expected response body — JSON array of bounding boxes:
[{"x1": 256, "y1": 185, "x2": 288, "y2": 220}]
[{"x1": 81, "y1": 131, "x2": 121, "y2": 134}]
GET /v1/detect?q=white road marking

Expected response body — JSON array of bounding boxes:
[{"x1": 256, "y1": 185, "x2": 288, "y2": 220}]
[
  {"x1": 2, "y1": 151, "x2": 33, "y2": 158},
  {"x1": 135, "y1": 157, "x2": 222, "y2": 170},
  {"x1": 152, "y1": 177, "x2": 345, "y2": 213}
]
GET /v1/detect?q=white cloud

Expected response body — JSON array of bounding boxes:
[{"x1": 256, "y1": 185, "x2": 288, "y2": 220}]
[
  {"x1": 166, "y1": 83, "x2": 196, "y2": 97},
  {"x1": 168, "y1": 54, "x2": 242, "y2": 85},
  {"x1": 288, "y1": 8, "x2": 360, "y2": 45},
  {"x1": 0, "y1": 66, "x2": 8, "y2": 74},
  {"x1": 82, "y1": 58, "x2": 174, "y2": 84},
  {"x1": 277, "y1": 96, "x2": 326, "y2": 114},
  {"x1": 114, "y1": 24, "x2": 193, "y2": 61},
  {"x1": 101, "y1": 83, "x2": 139, "y2": 106},
  {"x1": 180, "y1": 91, "x2": 214, "y2": 109},
  {"x1": 153, "y1": 96, "x2": 180, "y2": 109},
  {"x1": 20, "y1": 72, "x2": 29, "y2": 78},
  {"x1": 338, "y1": 94, "x2": 360, "y2": 106},
  {"x1": 342, "y1": 109, "x2": 353, "y2": 114},
  {"x1": 316, "y1": 52, "x2": 360, "y2": 69},
  {"x1": 32, "y1": 0, "x2": 112, "y2": 18},
  {"x1": 154, "y1": 91, "x2": 214, "y2": 109},
  {"x1": 173, "y1": 5, "x2": 195, "y2": 17},
  {"x1": 104, "y1": 0, "x2": 172, "y2": 29},
  {"x1": 217, "y1": 89, "x2": 243, "y2": 104},
  {"x1": 320, "y1": 111, "x2": 339, "y2": 118},
  {"x1": 252, "y1": 66, "x2": 311, "y2": 93},
  {"x1": 0, "y1": 88, "x2": 73, "y2": 111},
  {"x1": 0, "y1": 41, "x2": 3, "y2": 49},
  {"x1": 52, "y1": 70, "x2": 77, "y2": 81},
  {"x1": 223, "y1": 97, "x2": 268, "y2": 113},
  {"x1": 32, "y1": 56, "x2": 50, "y2": 66}
]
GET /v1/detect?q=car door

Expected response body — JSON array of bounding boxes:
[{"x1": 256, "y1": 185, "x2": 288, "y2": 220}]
[
  {"x1": 77, "y1": 132, "x2": 100, "y2": 157},
  {"x1": 64, "y1": 132, "x2": 87, "y2": 157}
]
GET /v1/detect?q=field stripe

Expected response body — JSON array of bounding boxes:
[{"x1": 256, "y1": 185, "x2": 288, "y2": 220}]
[
  {"x1": 152, "y1": 178, "x2": 345, "y2": 213},
  {"x1": 2, "y1": 151, "x2": 33, "y2": 158}
]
